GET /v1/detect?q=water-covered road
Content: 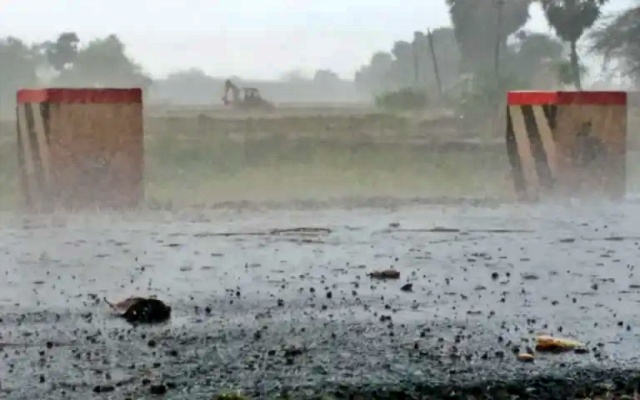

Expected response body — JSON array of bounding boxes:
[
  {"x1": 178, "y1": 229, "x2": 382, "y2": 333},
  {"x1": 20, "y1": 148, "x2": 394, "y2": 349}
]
[{"x1": 2, "y1": 201, "x2": 640, "y2": 399}]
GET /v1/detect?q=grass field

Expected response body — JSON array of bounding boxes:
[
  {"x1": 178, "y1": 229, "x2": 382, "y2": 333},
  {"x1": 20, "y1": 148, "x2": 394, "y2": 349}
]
[
  {"x1": 145, "y1": 131, "x2": 511, "y2": 207},
  {"x1": 0, "y1": 111, "x2": 516, "y2": 210}
]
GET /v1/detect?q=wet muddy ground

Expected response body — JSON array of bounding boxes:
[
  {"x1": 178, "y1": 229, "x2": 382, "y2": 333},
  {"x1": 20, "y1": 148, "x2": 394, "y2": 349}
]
[{"x1": 2, "y1": 201, "x2": 640, "y2": 399}]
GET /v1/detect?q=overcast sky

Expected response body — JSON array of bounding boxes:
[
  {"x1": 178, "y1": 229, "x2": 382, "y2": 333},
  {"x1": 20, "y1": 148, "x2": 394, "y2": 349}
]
[{"x1": 0, "y1": 0, "x2": 634, "y2": 80}]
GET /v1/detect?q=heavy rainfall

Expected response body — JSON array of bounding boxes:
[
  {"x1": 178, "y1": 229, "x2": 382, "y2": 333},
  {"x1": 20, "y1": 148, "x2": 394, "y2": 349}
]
[{"x1": 1, "y1": 0, "x2": 640, "y2": 399}]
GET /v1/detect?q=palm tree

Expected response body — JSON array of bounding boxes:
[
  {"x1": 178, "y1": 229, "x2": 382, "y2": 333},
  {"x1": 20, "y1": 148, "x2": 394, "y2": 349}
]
[
  {"x1": 590, "y1": 3, "x2": 640, "y2": 83},
  {"x1": 446, "y1": 0, "x2": 532, "y2": 72},
  {"x1": 539, "y1": 0, "x2": 609, "y2": 90}
]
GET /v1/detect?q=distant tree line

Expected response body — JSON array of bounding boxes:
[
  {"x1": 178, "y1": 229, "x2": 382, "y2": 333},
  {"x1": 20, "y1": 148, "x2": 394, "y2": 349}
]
[
  {"x1": 0, "y1": 33, "x2": 363, "y2": 113},
  {"x1": 590, "y1": 1, "x2": 640, "y2": 86},
  {"x1": 148, "y1": 68, "x2": 361, "y2": 105},
  {"x1": 354, "y1": 28, "x2": 461, "y2": 96},
  {"x1": 0, "y1": 1, "x2": 639, "y2": 115},
  {"x1": 355, "y1": 0, "x2": 640, "y2": 98},
  {"x1": 0, "y1": 33, "x2": 150, "y2": 113},
  {"x1": 354, "y1": 26, "x2": 567, "y2": 97}
]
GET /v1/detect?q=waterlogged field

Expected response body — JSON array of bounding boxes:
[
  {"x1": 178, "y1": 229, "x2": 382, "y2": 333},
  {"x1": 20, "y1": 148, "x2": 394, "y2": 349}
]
[{"x1": 3, "y1": 204, "x2": 640, "y2": 399}]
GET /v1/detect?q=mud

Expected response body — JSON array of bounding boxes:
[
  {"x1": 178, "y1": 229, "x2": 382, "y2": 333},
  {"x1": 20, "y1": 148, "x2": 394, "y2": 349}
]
[{"x1": 2, "y1": 201, "x2": 640, "y2": 399}]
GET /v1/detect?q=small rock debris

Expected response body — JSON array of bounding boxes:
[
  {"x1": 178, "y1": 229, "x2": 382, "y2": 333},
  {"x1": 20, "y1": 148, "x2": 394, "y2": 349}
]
[{"x1": 368, "y1": 269, "x2": 400, "y2": 280}]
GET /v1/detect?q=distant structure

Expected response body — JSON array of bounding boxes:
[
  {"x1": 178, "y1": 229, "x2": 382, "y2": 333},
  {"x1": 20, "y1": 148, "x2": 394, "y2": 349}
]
[{"x1": 221, "y1": 79, "x2": 275, "y2": 111}]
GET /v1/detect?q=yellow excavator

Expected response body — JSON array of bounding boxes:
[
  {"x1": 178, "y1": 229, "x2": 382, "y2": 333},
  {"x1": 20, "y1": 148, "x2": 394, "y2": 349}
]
[{"x1": 221, "y1": 79, "x2": 275, "y2": 111}]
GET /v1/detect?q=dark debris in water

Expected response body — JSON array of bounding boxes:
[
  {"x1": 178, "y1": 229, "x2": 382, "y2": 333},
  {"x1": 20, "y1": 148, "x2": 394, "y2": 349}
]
[
  {"x1": 368, "y1": 269, "x2": 400, "y2": 280},
  {"x1": 122, "y1": 298, "x2": 171, "y2": 324},
  {"x1": 400, "y1": 283, "x2": 413, "y2": 292},
  {"x1": 105, "y1": 297, "x2": 171, "y2": 324}
]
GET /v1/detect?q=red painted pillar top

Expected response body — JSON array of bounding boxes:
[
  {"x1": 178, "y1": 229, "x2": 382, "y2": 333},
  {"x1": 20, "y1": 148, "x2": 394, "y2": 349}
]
[
  {"x1": 17, "y1": 88, "x2": 143, "y2": 104},
  {"x1": 507, "y1": 91, "x2": 627, "y2": 106}
]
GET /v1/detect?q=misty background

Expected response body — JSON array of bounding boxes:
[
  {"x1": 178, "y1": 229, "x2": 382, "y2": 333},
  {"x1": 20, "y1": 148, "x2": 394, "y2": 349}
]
[
  {"x1": 0, "y1": 0, "x2": 638, "y2": 113},
  {"x1": 0, "y1": 0, "x2": 639, "y2": 208}
]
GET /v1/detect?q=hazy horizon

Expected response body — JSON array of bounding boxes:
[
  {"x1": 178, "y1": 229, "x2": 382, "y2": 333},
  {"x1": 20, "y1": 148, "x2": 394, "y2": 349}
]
[{"x1": 1, "y1": 0, "x2": 634, "y2": 80}]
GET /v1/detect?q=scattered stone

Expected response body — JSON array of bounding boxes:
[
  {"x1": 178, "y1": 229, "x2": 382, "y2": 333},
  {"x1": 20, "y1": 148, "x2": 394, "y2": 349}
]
[
  {"x1": 93, "y1": 385, "x2": 115, "y2": 393},
  {"x1": 535, "y1": 335, "x2": 584, "y2": 352},
  {"x1": 104, "y1": 297, "x2": 171, "y2": 325},
  {"x1": 104, "y1": 296, "x2": 146, "y2": 313},
  {"x1": 517, "y1": 353, "x2": 534, "y2": 362},
  {"x1": 401, "y1": 283, "x2": 413, "y2": 292},
  {"x1": 368, "y1": 269, "x2": 400, "y2": 280},
  {"x1": 150, "y1": 384, "x2": 167, "y2": 395},
  {"x1": 166, "y1": 349, "x2": 178, "y2": 357}
]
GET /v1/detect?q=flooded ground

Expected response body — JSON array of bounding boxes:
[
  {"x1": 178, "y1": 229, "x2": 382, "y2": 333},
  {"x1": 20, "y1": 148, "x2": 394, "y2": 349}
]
[{"x1": 2, "y1": 200, "x2": 640, "y2": 399}]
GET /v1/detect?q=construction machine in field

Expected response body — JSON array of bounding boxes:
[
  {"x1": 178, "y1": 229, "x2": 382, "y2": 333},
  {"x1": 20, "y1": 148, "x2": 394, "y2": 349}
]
[{"x1": 221, "y1": 79, "x2": 275, "y2": 112}]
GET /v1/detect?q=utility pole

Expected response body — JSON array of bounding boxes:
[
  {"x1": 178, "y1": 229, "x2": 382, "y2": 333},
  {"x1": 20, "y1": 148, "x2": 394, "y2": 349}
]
[
  {"x1": 494, "y1": 0, "x2": 505, "y2": 82},
  {"x1": 0, "y1": 55, "x2": 3, "y2": 135},
  {"x1": 427, "y1": 29, "x2": 443, "y2": 98},
  {"x1": 493, "y1": 0, "x2": 506, "y2": 137},
  {"x1": 412, "y1": 31, "x2": 421, "y2": 87}
]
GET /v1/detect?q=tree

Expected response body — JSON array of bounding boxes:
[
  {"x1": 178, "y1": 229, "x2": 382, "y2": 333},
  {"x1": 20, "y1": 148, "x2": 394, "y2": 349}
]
[
  {"x1": 313, "y1": 69, "x2": 341, "y2": 85},
  {"x1": 446, "y1": 0, "x2": 532, "y2": 72},
  {"x1": 354, "y1": 52, "x2": 394, "y2": 94},
  {"x1": 149, "y1": 68, "x2": 218, "y2": 104},
  {"x1": 413, "y1": 27, "x2": 461, "y2": 92},
  {"x1": 43, "y1": 32, "x2": 79, "y2": 72},
  {"x1": 55, "y1": 34, "x2": 151, "y2": 88},
  {"x1": 166, "y1": 68, "x2": 209, "y2": 81},
  {"x1": 590, "y1": 3, "x2": 640, "y2": 84},
  {"x1": 514, "y1": 31, "x2": 565, "y2": 61},
  {"x1": 540, "y1": 0, "x2": 608, "y2": 89},
  {"x1": 355, "y1": 27, "x2": 462, "y2": 96},
  {"x1": 387, "y1": 41, "x2": 415, "y2": 88},
  {"x1": 509, "y1": 31, "x2": 566, "y2": 86},
  {"x1": 280, "y1": 69, "x2": 307, "y2": 82},
  {"x1": 0, "y1": 37, "x2": 40, "y2": 115}
]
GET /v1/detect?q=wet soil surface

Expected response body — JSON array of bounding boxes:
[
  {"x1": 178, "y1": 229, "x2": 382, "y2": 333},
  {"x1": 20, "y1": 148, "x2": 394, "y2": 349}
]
[{"x1": 2, "y1": 202, "x2": 640, "y2": 399}]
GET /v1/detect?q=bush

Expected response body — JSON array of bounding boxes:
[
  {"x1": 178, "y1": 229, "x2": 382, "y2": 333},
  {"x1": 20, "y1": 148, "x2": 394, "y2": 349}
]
[
  {"x1": 452, "y1": 68, "x2": 530, "y2": 137},
  {"x1": 374, "y1": 88, "x2": 428, "y2": 112},
  {"x1": 553, "y1": 59, "x2": 587, "y2": 88}
]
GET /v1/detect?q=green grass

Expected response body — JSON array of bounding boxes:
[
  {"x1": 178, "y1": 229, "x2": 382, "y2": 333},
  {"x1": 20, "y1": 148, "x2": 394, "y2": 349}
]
[
  {"x1": 144, "y1": 132, "x2": 511, "y2": 207},
  {"x1": 0, "y1": 116, "x2": 512, "y2": 210},
  {"x1": 0, "y1": 132, "x2": 18, "y2": 210}
]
